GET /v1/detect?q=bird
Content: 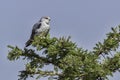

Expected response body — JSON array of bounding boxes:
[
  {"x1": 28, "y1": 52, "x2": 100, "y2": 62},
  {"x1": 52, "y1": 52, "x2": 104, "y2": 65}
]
[{"x1": 25, "y1": 16, "x2": 51, "y2": 47}]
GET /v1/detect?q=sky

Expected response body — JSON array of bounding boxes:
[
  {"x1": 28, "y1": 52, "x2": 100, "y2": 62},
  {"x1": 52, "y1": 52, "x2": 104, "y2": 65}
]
[{"x1": 0, "y1": 0, "x2": 120, "y2": 80}]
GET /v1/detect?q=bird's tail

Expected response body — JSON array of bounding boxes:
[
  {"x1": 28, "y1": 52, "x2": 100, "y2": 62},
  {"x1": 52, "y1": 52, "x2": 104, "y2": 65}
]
[{"x1": 25, "y1": 39, "x2": 32, "y2": 47}]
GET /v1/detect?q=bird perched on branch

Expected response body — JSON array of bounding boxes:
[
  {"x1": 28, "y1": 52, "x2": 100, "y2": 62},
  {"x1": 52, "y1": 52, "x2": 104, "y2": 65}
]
[{"x1": 25, "y1": 16, "x2": 51, "y2": 47}]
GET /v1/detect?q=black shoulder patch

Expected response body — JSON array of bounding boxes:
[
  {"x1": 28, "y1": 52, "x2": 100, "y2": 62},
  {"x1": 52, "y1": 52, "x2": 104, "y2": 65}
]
[{"x1": 37, "y1": 23, "x2": 41, "y2": 29}]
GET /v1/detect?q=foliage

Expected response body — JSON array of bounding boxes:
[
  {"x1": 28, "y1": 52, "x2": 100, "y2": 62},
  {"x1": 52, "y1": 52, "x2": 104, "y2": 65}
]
[{"x1": 7, "y1": 26, "x2": 120, "y2": 80}]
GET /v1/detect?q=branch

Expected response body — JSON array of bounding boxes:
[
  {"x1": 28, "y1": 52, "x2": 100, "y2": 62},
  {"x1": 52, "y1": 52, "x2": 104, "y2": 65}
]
[{"x1": 93, "y1": 26, "x2": 120, "y2": 56}]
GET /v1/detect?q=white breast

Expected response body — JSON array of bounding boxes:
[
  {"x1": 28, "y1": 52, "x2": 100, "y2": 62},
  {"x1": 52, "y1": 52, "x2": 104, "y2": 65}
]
[{"x1": 36, "y1": 22, "x2": 50, "y2": 33}]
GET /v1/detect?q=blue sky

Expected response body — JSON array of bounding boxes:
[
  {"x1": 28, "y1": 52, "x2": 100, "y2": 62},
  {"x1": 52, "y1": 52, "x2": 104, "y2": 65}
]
[{"x1": 1, "y1": 0, "x2": 120, "y2": 80}]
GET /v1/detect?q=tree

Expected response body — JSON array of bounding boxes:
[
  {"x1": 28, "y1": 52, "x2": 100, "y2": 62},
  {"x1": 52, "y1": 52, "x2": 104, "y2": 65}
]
[{"x1": 7, "y1": 26, "x2": 120, "y2": 80}]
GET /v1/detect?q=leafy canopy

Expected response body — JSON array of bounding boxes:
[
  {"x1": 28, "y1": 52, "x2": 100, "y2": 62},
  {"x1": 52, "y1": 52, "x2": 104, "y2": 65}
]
[{"x1": 8, "y1": 26, "x2": 120, "y2": 80}]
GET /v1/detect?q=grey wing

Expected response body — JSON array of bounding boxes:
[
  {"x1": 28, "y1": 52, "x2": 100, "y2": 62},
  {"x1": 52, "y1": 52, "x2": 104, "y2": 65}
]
[
  {"x1": 30, "y1": 22, "x2": 41, "y2": 40},
  {"x1": 25, "y1": 22, "x2": 41, "y2": 47}
]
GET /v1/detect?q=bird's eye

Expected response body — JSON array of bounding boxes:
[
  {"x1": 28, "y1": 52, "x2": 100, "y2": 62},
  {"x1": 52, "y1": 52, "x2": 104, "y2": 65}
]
[{"x1": 45, "y1": 17, "x2": 48, "y2": 19}]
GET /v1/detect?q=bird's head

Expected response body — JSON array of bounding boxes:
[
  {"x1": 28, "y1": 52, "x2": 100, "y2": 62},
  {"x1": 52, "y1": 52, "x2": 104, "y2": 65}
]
[{"x1": 40, "y1": 16, "x2": 51, "y2": 24}]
